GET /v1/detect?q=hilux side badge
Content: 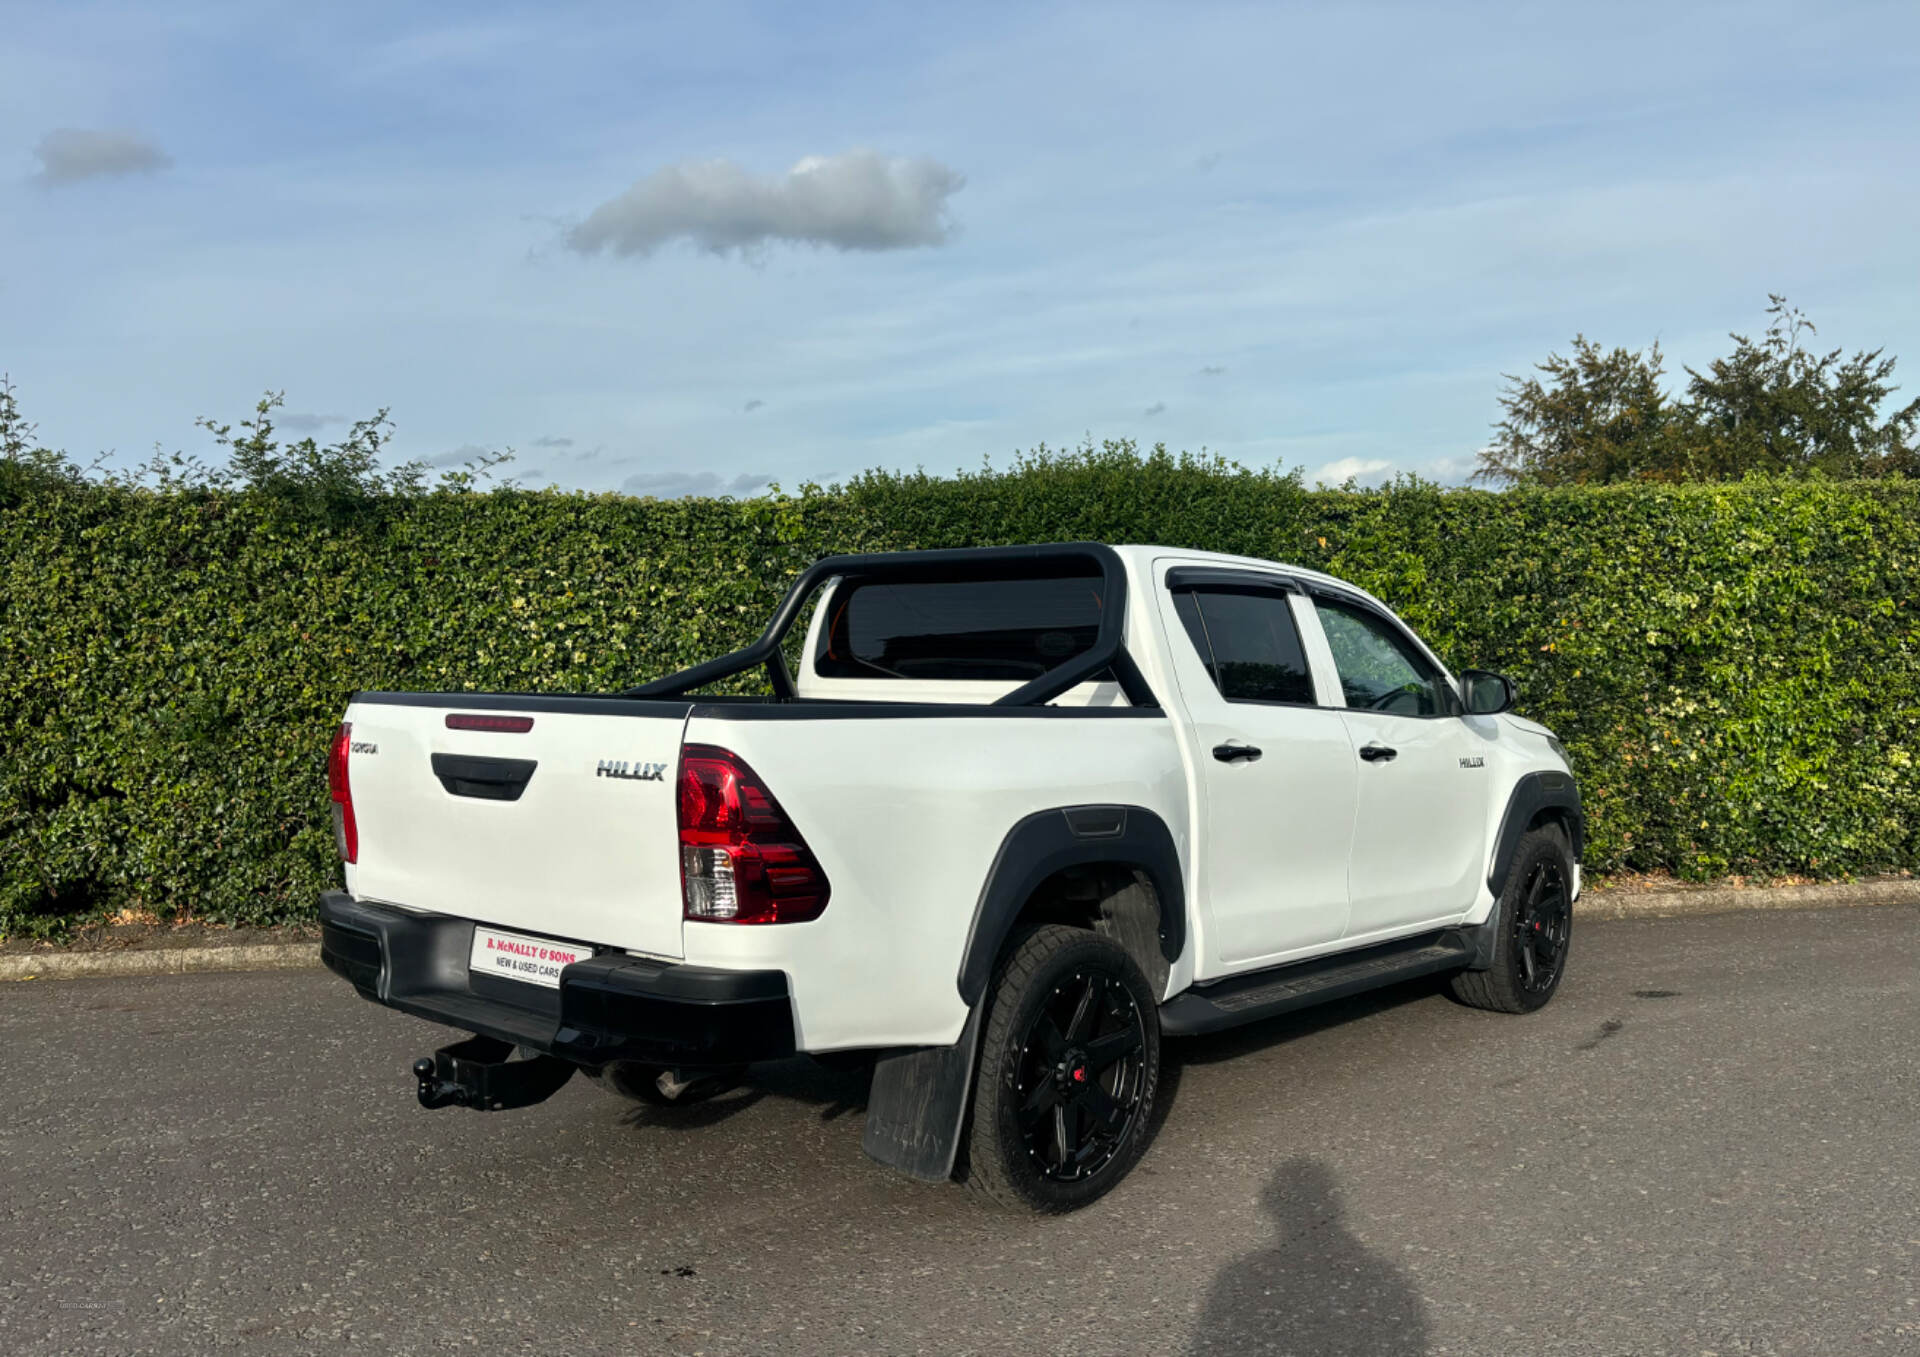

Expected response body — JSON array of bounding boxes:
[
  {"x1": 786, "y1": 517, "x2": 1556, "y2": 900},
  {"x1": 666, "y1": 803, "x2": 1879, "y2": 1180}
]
[
  {"x1": 597, "y1": 759, "x2": 668, "y2": 782},
  {"x1": 1459, "y1": 756, "x2": 1485, "y2": 769}
]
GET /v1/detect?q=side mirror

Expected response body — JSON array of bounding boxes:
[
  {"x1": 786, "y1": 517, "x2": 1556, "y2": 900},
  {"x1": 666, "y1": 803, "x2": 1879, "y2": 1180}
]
[{"x1": 1460, "y1": 669, "x2": 1516, "y2": 716}]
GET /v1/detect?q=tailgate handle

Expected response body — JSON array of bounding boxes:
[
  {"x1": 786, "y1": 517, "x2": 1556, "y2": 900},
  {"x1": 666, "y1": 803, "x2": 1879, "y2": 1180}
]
[{"x1": 431, "y1": 753, "x2": 538, "y2": 802}]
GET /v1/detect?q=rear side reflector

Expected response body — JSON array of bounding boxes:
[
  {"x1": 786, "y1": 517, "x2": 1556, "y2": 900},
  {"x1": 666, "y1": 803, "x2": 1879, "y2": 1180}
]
[
  {"x1": 677, "y1": 745, "x2": 829, "y2": 925},
  {"x1": 327, "y1": 722, "x2": 359, "y2": 863},
  {"x1": 446, "y1": 713, "x2": 535, "y2": 733}
]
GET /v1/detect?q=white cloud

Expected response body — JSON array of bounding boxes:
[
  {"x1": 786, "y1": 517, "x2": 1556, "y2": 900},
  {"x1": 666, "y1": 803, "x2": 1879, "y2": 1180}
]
[
  {"x1": 1143, "y1": 401, "x2": 1166, "y2": 416},
  {"x1": 33, "y1": 128, "x2": 170, "y2": 185},
  {"x1": 567, "y1": 149, "x2": 964, "y2": 259},
  {"x1": 1311, "y1": 456, "x2": 1393, "y2": 486},
  {"x1": 279, "y1": 412, "x2": 348, "y2": 433},
  {"x1": 621, "y1": 469, "x2": 771, "y2": 499},
  {"x1": 531, "y1": 434, "x2": 573, "y2": 448}
]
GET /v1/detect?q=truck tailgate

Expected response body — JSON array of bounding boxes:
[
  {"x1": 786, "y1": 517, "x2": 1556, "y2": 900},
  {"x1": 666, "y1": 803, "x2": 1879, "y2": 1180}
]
[{"x1": 340, "y1": 697, "x2": 690, "y2": 958}]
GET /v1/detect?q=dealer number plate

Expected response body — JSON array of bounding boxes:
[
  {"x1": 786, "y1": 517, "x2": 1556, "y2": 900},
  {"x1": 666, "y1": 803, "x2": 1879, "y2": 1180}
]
[{"x1": 468, "y1": 926, "x2": 591, "y2": 989}]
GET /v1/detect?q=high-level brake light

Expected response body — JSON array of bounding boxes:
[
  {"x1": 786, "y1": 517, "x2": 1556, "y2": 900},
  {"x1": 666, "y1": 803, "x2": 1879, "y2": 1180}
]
[{"x1": 445, "y1": 713, "x2": 535, "y2": 733}]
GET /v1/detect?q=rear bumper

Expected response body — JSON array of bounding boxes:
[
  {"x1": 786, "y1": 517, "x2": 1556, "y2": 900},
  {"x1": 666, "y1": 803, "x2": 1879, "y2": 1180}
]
[{"x1": 318, "y1": 892, "x2": 796, "y2": 1067}]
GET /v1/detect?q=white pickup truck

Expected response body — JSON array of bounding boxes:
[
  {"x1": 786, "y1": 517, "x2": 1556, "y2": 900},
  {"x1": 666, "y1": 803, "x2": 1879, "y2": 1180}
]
[{"x1": 320, "y1": 542, "x2": 1582, "y2": 1211}]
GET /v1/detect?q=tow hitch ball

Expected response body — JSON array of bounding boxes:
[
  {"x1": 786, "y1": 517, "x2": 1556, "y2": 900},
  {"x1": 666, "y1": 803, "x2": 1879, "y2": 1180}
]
[
  {"x1": 411, "y1": 1033, "x2": 576, "y2": 1112},
  {"x1": 413, "y1": 1056, "x2": 467, "y2": 1110}
]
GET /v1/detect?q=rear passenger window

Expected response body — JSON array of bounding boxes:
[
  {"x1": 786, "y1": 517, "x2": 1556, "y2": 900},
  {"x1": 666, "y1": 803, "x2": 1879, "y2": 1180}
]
[{"x1": 1172, "y1": 589, "x2": 1316, "y2": 705}]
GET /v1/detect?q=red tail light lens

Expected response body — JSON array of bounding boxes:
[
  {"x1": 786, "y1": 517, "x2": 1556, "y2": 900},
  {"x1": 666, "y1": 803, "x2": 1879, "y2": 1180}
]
[
  {"x1": 677, "y1": 745, "x2": 829, "y2": 924},
  {"x1": 327, "y1": 722, "x2": 359, "y2": 864}
]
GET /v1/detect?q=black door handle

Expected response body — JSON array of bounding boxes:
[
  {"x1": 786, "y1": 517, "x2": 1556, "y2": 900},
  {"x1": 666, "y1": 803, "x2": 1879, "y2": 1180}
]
[
  {"x1": 1212, "y1": 742, "x2": 1262, "y2": 764},
  {"x1": 1358, "y1": 744, "x2": 1397, "y2": 763}
]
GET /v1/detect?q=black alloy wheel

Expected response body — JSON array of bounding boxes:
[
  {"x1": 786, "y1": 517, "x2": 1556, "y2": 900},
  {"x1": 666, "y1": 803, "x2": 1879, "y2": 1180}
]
[
  {"x1": 1013, "y1": 969, "x2": 1149, "y2": 1182},
  {"x1": 1512, "y1": 855, "x2": 1571, "y2": 998},
  {"x1": 1450, "y1": 822, "x2": 1575, "y2": 1014},
  {"x1": 965, "y1": 925, "x2": 1163, "y2": 1212}
]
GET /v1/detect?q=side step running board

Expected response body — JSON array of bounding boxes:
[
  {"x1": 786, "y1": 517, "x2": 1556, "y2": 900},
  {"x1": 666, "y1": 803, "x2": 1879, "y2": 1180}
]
[{"x1": 1159, "y1": 928, "x2": 1474, "y2": 1038}]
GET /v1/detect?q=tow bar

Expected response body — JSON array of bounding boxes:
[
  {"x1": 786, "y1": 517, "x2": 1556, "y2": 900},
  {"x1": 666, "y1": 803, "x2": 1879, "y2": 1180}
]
[{"x1": 412, "y1": 1034, "x2": 576, "y2": 1112}]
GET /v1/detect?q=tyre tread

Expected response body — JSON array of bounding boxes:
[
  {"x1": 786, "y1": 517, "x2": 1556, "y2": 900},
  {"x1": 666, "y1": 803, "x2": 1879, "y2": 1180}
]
[
  {"x1": 963, "y1": 925, "x2": 1159, "y2": 1212},
  {"x1": 1449, "y1": 823, "x2": 1572, "y2": 1015}
]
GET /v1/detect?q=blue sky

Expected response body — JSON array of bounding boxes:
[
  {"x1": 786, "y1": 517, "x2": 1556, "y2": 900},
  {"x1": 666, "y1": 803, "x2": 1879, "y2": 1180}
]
[{"x1": 4, "y1": 1, "x2": 1917, "y2": 494}]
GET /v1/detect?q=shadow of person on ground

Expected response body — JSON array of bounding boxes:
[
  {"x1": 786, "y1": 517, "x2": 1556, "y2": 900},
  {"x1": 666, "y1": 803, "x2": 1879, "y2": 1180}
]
[{"x1": 1191, "y1": 1158, "x2": 1429, "y2": 1356}]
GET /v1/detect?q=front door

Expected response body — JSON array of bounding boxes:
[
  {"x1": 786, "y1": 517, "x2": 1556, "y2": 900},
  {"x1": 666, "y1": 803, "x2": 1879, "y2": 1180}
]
[
  {"x1": 1305, "y1": 595, "x2": 1489, "y2": 937},
  {"x1": 1158, "y1": 573, "x2": 1357, "y2": 970}
]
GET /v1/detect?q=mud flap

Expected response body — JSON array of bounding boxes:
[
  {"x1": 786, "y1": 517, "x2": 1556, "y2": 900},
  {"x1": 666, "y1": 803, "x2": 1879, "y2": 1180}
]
[
  {"x1": 860, "y1": 1005, "x2": 983, "y2": 1182},
  {"x1": 1460, "y1": 910, "x2": 1501, "y2": 971}
]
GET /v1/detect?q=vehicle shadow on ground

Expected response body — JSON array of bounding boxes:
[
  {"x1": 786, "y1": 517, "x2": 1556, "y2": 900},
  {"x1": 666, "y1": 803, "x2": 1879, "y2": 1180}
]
[
  {"x1": 1171, "y1": 975, "x2": 1452, "y2": 1069},
  {"x1": 613, "y1": 1056, "x2": 871, "y2": 1131},
  {"x1": 616, "y1": 980, "x2": 1449, "y2": 1138},
  {"x1": 1190, "y1": 1157, "x2": 1430, "y2": 1356}
]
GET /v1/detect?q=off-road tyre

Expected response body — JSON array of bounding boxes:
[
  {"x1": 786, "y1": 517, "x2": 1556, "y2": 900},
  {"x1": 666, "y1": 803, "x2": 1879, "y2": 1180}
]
[
  {"x1": 1451, "y1": 823, "x2": 1574, "y2": 1014},
  {"x1": 963, "y1": 925, "x2": 1161, "y2": 1213}
]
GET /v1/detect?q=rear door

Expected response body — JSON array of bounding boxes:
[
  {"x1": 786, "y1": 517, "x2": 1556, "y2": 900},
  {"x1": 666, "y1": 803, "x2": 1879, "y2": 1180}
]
[
  {"x1": 340, "y1": 697, "x2": 691, "y2": 958},
  {"x1": 1157, "y1": 570, "x2": 1357, "y2": 969},
  {"x1": 1302, "y1": 596, "x2": 1489, "y2": 936}
]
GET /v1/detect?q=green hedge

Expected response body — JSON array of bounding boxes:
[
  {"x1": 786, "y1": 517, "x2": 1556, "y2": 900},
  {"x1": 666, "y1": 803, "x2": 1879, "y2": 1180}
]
[{"x1": 3, "y1": 443, "x2": 1915, "y2": 937}]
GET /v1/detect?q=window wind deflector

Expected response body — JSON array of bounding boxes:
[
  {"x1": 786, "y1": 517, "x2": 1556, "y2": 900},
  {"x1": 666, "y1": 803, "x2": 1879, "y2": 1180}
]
[{"x1": 1165, "y1": 567, "x2": 1303, "y2": 594}]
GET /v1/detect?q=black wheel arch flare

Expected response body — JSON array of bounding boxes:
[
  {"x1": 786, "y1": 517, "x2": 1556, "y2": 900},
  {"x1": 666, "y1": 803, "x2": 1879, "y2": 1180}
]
[
  {"x1": 956, "y1": 804, "x2": 1186, "y2": 1005},
  {"x1": 1486, "y1": 770, "x2": 1585, "y2": 898}
]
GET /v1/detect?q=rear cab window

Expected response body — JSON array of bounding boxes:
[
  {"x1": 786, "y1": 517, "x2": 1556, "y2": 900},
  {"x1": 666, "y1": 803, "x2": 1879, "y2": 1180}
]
[
  {"x1": 803, "y1": 561, "x2": 1129, "y2": 705},
  {"x1": 815, "y1": 572, "x2": 1104, "y2": 681}
]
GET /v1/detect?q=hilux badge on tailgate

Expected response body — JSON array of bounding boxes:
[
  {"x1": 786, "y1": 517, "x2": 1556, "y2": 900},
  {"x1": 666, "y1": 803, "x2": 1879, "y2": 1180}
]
[{"x1": 597, "y1": 759, "x2": 668, "y2": 782}]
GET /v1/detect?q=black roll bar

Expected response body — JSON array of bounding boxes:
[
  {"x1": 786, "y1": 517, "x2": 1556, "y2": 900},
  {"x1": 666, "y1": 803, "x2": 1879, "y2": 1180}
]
[{"x1": 621, "y1": 542, "x2": 1157, "y2": 708}]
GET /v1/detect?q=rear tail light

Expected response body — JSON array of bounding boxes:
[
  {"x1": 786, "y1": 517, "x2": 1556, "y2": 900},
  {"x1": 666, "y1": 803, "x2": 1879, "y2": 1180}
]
[
  {"x1": 677, "y1": 745, "x2": 829, "y2": 924},
  {"x1": 327, "y1": 722, "x2": 358, "y2": 864}
]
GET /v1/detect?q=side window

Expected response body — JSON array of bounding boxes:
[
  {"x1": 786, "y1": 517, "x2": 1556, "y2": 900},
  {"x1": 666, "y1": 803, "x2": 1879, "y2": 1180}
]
[
  {"x1": 1171, "y1": 588, "x2": 1316, "y2": 705},
  {"x1": 1312, "y1": 598, "x2": 1452, "y2": 717}
]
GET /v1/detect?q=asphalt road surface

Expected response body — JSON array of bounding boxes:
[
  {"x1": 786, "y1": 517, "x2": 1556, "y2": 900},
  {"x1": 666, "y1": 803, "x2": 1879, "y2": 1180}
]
[{"x1": 3, "y1": 904, "x2": 1916, "y2": 1356}]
